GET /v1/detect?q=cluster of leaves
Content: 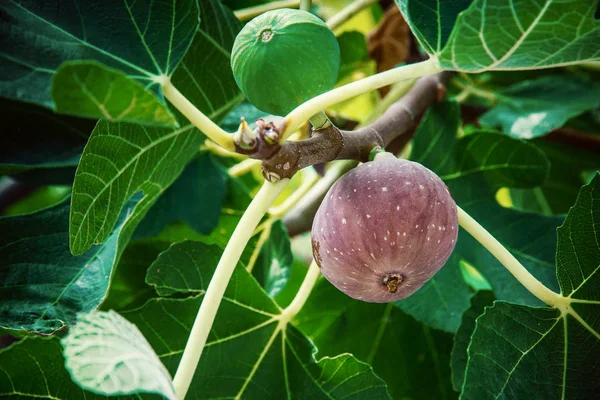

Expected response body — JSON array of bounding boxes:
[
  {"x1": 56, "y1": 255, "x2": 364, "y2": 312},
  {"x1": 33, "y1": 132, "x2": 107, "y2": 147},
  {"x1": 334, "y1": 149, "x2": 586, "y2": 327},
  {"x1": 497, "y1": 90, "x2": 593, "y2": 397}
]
[{"x1": 1, "y1": 0, "x2": 600, "y2": 399}]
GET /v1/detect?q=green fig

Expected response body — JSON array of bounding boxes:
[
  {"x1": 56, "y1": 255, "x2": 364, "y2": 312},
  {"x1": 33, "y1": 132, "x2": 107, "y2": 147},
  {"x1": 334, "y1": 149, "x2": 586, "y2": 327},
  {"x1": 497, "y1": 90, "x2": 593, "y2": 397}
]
[{"x1": 231, "y1": 9, "x2": 340, "y2": 116}]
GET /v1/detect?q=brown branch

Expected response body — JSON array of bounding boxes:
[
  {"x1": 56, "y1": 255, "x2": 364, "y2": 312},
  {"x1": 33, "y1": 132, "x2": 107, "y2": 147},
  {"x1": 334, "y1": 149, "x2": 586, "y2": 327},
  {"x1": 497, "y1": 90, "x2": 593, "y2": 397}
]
[
  {"x1": 237, "y1": 71, "x2": 452, "y2": 182},
  {"x1": 544, "y1": 127, "x2": 600, "y2": 153}
]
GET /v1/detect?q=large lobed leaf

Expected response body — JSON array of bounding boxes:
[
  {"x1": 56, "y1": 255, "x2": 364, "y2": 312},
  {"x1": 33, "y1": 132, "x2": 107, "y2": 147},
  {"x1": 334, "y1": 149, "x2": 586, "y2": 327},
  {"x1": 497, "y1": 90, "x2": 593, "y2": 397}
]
[
  {"x1": 0, "y1": 196, "x2": 140, "y2": 335},
  {"x1": 68, "y1": 120, "x2": 201, "y2": 255},
  {"x1": 295, "y1": 277, "x2": 457, "y2": 400},
  {"x1": 69, "y1": 0, "x2": 242, "y2": 255},
  {"x1": 0, "y1": 0, "x2": 200, "y2": 125},
  {"x1": 57, "y1": 240, "x2": 391, "y2": 399},
  {"x1": 397, "y1": 0, "x2": 600, "y2": 71},
  {"x1": 456, "y1": 175, "x2": 600, "y2": 399},
  {"x1": 0, "y1": 337, "x2": 108, "y2": 399}
]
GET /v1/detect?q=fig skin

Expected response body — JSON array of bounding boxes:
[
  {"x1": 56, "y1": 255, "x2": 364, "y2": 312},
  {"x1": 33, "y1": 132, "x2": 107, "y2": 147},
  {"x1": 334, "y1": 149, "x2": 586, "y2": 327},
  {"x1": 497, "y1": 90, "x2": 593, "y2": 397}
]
[
  {"x1": 231, "y1": 9, "x2": 340, "y2": 116},
  {"x1": 311, "y1": 155, "x2": 458, "y2": 303}
]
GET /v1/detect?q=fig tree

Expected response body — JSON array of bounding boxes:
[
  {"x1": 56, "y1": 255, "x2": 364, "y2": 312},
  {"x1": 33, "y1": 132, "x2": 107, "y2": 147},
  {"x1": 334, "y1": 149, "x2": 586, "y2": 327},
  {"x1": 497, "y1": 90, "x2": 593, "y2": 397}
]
[
  {"x1": 311, "y1": 154, "x2": 458, "y2": 303},
  {"x1": 231, "y1": 9, "x2": 340, "y2": 116}
]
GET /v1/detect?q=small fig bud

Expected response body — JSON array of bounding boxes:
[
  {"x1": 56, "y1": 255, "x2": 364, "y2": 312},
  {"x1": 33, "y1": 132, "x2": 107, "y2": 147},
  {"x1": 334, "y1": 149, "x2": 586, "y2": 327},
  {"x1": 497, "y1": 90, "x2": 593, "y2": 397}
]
[
  {"x1": 311, "y1": 156, "x2": 458, "y2": 302},
  {"x1": 231, "y1": 9, "x2": 340, "y2": 116}
]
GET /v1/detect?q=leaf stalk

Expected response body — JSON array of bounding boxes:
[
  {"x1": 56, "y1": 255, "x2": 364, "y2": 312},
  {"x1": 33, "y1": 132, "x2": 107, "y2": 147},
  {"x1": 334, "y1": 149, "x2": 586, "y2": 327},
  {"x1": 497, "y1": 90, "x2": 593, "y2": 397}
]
[
  {"x1": 280, "y1": 260, "x2": 321, "y2": 323},
  {"x1": 281, "y1": 59, "x2": 442, "y2": 139},
  {"x1": 161, "y1": 79, "x2": 235, "y2": 151},
  {"x1": 172, "y1": 179, "x2": 289, "y2": 399},
  {"x1": 457, "y1": 206, "x2": 562, "y2": 307}
]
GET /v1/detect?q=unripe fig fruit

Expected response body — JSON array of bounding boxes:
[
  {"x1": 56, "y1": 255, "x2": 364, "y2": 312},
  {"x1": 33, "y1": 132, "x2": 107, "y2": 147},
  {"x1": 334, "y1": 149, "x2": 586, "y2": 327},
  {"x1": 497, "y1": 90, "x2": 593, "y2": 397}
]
[
  {"x1": 231, "y1": 9, "x2": 340, "y2": 116},
  {"x1": 311, "y1": 154, "x2": 458, "y2": 303}
]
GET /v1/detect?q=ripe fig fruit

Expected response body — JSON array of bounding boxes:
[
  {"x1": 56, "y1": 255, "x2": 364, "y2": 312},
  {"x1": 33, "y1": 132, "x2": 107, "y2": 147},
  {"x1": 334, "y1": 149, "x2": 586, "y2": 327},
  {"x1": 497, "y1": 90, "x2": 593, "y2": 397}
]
[
  {"x1": 311, "y1": 154, "x2": 458, "y2": 302},
  {"x1": 231, "y1": 9, "x2": 340, "y2": 116}
]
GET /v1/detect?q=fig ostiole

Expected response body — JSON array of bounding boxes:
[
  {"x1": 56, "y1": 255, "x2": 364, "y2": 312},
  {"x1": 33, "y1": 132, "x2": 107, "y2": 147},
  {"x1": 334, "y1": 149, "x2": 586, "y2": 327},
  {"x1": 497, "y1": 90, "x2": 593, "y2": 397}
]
[
  {"x1": 231, "y1": 8, "x2": 340, "y2": 117},
  {"x1": 311, "y1": 154, "x2": 458, "y2": 303}
]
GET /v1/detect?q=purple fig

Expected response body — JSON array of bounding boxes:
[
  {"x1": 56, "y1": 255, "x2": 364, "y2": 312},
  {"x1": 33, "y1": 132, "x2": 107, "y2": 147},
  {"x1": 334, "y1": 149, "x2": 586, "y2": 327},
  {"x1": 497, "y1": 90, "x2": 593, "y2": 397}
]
[{"x1": 311, "y1": 154, "x2": 458, "y2": 302}]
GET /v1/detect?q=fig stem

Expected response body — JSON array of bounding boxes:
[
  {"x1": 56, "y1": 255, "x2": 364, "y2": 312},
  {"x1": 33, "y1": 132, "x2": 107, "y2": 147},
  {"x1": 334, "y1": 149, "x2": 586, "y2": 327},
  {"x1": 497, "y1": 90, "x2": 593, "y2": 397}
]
[
  {"x1": 281, "y1": 260, "x2": 321, "y2": 322},
  {"x1": 172, "y1": 179, "x2": 289, "y2": 400},
  {"x1": 457, "y1": 206, "x2": 562, "y2": 307},
  {"x1": 234, "y1": 0, "x2": 301, "y2": 22},
  {"x1": 326, "y1": 0, "x2": 379, "y2": 32},
  {"x1": 281, "y1": 59, "x2": 442, "y2": 140},
  {"x1": 308, "y1": 111, "x2": 332, "y2": 130},
  {"x1": 299, "y1": 0, "x2": 311, "y2": 12},
  {"x1": 161, "y1": 78, "x2": 236, "y2": 152}
]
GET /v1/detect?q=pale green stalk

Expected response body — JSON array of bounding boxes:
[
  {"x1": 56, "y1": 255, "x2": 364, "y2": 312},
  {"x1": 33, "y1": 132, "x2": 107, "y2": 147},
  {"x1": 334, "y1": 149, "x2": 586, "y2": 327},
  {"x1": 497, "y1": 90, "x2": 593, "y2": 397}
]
[
  {"x1": 280, "y1": 260, "x2": 321, "y2": 323},
  {"x1": 281, "y1": 59, "x2": 441, "y2": 139},
  {"x1": 161, "y1": 79, "x2": 235, "y2": 151},
  {"x1": 228, "y1": 158, "x2": 260, "y2": 177},
  {"x1": 299, "y1": 0, "x2": 311, "y2": 12},
  {"x1": 457, "y1": 206, "x2": 561, "y2": 306},
  {"x1": 173, "y1": 179, "x2": 289, "y2": 399}
]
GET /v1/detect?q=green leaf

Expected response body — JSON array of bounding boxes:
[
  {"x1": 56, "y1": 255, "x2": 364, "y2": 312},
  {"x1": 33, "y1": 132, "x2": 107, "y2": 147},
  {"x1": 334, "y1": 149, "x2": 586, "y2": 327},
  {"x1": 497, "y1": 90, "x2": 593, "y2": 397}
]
[
  {"x1": 450, "y1": 290, "x2": 495, "y2": 391},
  {"x1": 411, "y1": 101, "x2": 549, "y2": 188},
  {"x1": 452, "y1": 180, "x2": 563, "y2": 306},
  {"x1": 3, "y1": 186, "x2": 71, "y2": 216},
  {"x1": 52, "y1": 61, "x2": 178, "y2": 127},
  {"x1": 295, "y1": 278, "x2": 456, "y2": 400},
  {"x1": 62, "y1": 310, "x2": 175, "y2": 399},
  {"x1": 0, "y1": 337, "x2": 106, "y2": 399},
  {"x1": 169, "y1": 0, "x2": 244, "y2": 124},
  {"x1": 69, "y1": 0, "x2": 242, "y2": 255},
  {"x1": 556, "y1": 172, "x2": 600, "y2": 300},
  {"x1": 395, "y1": 0, "x2": 472, "y2": 55},
  {"x1": 461, "y1": 175, "x2": 600, "y2": 399},
  {"x1": 480, "y1": 75, "x2": 600, "y2": 139},
  {"x1": 0, "y1": 98, "x2": 92, "y2": 178},
  {"x1": 337, "y1": 31, "x2": 371, "y2": 80},
  {"x1": 438, "y1": 0, "x2": 600, "y2": 71},
  {"x1": 68, "y1": 120, "x2": 202, "y2": 255},
  {"x1": 395, "y1": 252, "x2": 472, "y2": 333},
  {"x1": 132, "y1": 241, "x2": 391, "y2": 399},
  {"x1": 0, "y1": 0, "x2": 198, "y2": 122},
  {"x1": 397, "y1": 1, "x2": 600, "y2": 71},
  {"x1": 100, "y1": 238, "x2": 171, "y2": 312},
  {"x1": 254, "y1": 220, "x2": 294, "y2": 297},
  {"x1": 219, "y1": 101, "x2": 269, "y2": 133},
  {"x1": 509, "y1": 140, "x2": 600, "y2": 215},
  {"x1": 134, "y1": 152, "x2": 227, "y2": 239},
  {"x1": 146, "y1": 241, "x2": 222, "y2": 297},
  {"x1": 0, "y1": 196, "x2": 138, "y2": 335}
]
